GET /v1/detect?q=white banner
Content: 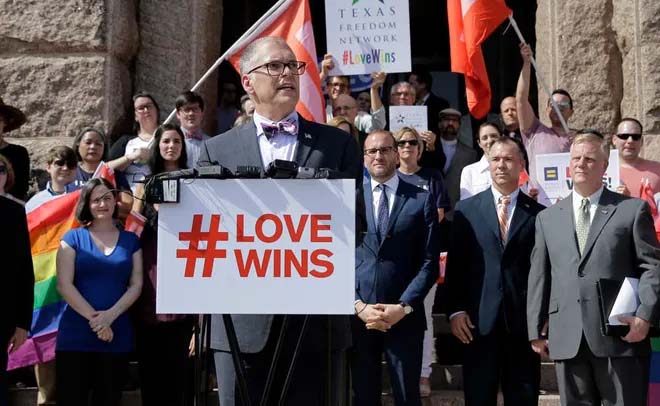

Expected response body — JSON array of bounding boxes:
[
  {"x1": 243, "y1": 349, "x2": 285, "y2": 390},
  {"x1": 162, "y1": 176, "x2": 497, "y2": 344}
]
[
  {"x1": 535, "y1": 151, "x2": 620, "y2": 204},
  {"x1": 157, "y1": 179, "x2": 356, "y2": 315},
  {"x1": 324, "y1": 0, "x2": 411, "y2": 75},
  {"x1": 388, "y1": 105, "x2": 428, "y2": 132}
]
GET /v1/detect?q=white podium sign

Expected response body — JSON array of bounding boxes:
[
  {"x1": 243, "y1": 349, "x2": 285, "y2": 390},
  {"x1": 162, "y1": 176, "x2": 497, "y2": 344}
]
[{"x1": 156, "y1": 179, "x2": 356, "y2": 315}]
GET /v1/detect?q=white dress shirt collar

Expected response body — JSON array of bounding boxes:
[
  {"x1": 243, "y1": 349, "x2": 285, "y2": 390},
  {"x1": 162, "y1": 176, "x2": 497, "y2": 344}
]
[
  {"x1": 491, "y1": 186, "x2": 520, "y2": 228},
  {"x1": 253, "y1": 111, "x2": 299, "y2": 137},
  {"x1": 572, "y1": 186, "x2": 604, "y2": 222},
  {"x1": 370, "y1": 172, "x2": 399, "y2": 194}
]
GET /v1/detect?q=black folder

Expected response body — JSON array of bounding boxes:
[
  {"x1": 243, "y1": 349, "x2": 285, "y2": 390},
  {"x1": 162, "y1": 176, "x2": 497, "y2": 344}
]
[{"x1": 596, "y1": 278, "x2": 660, "y2": 337}]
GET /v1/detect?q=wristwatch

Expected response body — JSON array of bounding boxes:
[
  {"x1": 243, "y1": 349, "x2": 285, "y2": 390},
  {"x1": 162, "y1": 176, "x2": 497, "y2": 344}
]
[{"x1": 399, "y1": 302, "x2": 413, "y2": 315}]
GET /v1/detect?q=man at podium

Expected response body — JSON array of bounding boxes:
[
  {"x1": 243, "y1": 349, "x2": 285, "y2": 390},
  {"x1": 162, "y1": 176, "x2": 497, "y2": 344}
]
[{"x1": 198, "y1": 36, "x2": 362, "y2": 405}]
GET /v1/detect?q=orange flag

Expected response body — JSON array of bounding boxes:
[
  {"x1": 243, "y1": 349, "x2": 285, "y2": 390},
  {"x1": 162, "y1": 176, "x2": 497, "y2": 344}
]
[
  {"x1": 448, "y1": 0, "x2": 511, "y2": 119},
  {"x1": 639, "y1": 178, "x2": 660, "y2": 241},
  {"x1": 226, "y1": 0, "x2": 324, "y2": 123}
]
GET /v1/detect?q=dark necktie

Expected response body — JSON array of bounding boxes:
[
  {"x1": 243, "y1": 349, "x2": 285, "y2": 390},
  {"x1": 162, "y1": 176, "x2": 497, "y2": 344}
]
[
  {"x1": 261, "y1": 119, "x2": 297, "y2": 140},
  {"x1": 377, "y1": 184, "x2": 389, "y2": 240}
]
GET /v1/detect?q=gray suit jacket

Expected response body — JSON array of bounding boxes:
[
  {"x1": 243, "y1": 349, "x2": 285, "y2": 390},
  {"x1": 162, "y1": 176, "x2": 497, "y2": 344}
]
[
  {"x1": 198, "y1": 116, "x2": 362, "y2": 353},
  {"x1": 444, "y1": 141, "x2": 477, "y2": 217},
  {"x1": 527, "y1": 189, "x2": 660, "y2": 360}
]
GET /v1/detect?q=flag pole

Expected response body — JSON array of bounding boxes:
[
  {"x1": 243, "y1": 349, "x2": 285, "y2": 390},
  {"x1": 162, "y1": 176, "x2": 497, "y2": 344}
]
[
  {"x1": 164, "y1": 0, "x2": 290, "y2": 124},
  {"x1": 507, "y1": 15, "x2": 570, "y2": 134}
]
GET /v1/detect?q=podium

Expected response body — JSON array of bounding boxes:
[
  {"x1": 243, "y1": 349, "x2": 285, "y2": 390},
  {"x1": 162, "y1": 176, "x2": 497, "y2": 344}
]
[{"x1": 155, "y1": 179, "x2": 356, "y2": 405}]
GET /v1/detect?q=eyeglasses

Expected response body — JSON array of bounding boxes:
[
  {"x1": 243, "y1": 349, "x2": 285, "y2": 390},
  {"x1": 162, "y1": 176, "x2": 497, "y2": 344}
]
[
  {"x1": 0, "y1": 166, "x2": 6, "y2": 175},
  {"x1": 392, "y1": 92, "x2": 414, "y2": 98},
  {"x1": 550, "y1": 101, "x2": 572, "y2": 110},
  {"x1": 53, "y1": 159, "x2": 77, "y2": 169},
  {"x1": 364, "y1": 146, "x2": 395, "y2": 157},
  {"x1": 615, "y1": 133, "x2": 642, "y2": 141},
  {"x1": 397, "y1": 139, "x2": 419, "y2": 147},
  {"x1": 135, "y1": 103, "x2": 155, "y2": 112},
  {"x1": 248, "y1": 61, "x2": 306, "y2": 76}
]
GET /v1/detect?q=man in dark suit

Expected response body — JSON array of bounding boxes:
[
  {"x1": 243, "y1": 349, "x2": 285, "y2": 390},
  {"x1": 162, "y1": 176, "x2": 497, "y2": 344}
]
[
  {"x1": 352, "y1": 130, "x2": 439, "y2": 405},
  {"x1": 0, "y1": 193, "x2": 34, "y2": 404},
  {"x1": 198, "y1": 36, "x2": 362, "y2": 406},
  {"x1": 527, "y1": 131, "x2": 660, "y2": 405},
  {"x1": 445, "y1": 137, "x2": 544, "y2": 405}
]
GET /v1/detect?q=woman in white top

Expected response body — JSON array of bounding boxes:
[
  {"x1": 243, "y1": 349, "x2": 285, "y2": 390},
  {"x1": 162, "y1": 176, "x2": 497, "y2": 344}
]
[{"x1": 459, "y1": 122, "x2": 503, "y2": 200}]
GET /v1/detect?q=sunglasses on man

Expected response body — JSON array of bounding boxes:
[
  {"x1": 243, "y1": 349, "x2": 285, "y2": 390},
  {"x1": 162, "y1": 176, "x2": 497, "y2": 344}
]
[
  {"x1": 615, "y1": 133, "x2": 642, "y2": 141},
  {"x1": 52, "y1": 159, "x2": 77, "y2": 169}
]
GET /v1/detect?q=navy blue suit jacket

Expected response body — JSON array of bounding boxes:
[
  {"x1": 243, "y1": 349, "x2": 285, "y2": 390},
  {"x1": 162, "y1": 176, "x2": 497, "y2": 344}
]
[
  {"x1": 445, "y1": 188, "x2": 545, "y2": 337},
  {"x1": 356, "y1": 177, "x2": 440, "y2": 332}
]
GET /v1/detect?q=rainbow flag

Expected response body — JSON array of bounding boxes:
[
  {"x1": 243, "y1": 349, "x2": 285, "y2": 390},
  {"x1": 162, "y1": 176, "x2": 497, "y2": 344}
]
[
  {"x1": 7, "y1": 191, "x2": 81, "y2": 369},
  {"x1": 7, "y1": 162, "x2": 117, "y2": 370}
]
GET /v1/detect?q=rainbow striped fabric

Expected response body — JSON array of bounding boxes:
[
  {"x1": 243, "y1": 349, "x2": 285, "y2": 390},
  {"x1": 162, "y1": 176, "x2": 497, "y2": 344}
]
[
  {"x1": 650, "y1": 338, "x2": 660, "y2": 403},
  {"x1": 7, "y1": 191, "x2": 81, "y2": 370}
]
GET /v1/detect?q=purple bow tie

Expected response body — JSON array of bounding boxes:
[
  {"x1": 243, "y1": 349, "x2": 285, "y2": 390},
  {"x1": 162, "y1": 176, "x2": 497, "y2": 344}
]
[
  {"x1": 261, "y1": 119, "x2": 297, "y2": 139},
  {"x1": 185, "y1": 130, "x2": 203, "y2": 140}
]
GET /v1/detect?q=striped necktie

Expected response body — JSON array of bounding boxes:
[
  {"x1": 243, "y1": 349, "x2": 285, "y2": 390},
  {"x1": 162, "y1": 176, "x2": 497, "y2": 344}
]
[{"x1": 497, "y1": 195, "x2": 511, "y2": 245}]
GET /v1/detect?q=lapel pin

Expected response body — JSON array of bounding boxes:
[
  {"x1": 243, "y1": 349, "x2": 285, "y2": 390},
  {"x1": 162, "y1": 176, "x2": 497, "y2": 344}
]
[
  {"x1": 304, "y1": 133, "x2": 312, "y2": 139},
  {"x1": 601, "y1": 209, "x2": 608, "y2": 214}
]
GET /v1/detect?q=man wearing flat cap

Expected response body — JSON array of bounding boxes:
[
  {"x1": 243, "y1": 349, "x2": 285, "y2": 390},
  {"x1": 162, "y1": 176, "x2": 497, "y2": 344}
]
[{"x1": 0, "y1": 97, "x2": 30, "y2": 201}]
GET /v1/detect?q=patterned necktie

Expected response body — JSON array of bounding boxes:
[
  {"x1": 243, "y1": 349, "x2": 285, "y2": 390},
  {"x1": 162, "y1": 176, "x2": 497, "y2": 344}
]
[
  {"x1": 261, "y1": 119, "x2": 297, "y2": 140},
  {"x1": 576, "y1": 198, "x2": 591, "y2": 255},
  {"x1": 497, "y1": 195, "x2": 511, "y2": 245},
  {"x1": 377, "y1": 184, "x2": 389, "y2": 240}
]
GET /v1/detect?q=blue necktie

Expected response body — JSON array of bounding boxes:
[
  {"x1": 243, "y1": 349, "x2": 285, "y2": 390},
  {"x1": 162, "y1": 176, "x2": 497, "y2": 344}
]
[{"x1": 377, "y1": 184, "x2": 389, "y2": 240}]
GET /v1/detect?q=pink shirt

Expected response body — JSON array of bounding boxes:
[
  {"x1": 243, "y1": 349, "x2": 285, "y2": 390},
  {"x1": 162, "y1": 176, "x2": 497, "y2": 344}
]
[
  {"x1": 619, "y1": 159, "x2": 660, "y2": 198},
  {"x1": 523, "y1": 118, "x2": 572, "y2": 185}
]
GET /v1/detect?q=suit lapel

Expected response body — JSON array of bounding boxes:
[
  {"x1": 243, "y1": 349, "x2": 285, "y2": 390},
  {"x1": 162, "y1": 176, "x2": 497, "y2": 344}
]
[
  {"x1": 477, "y1": 189, "x2": 502, "y2": 245},
  {"x1": 559, "y1": 194, "x2": 580, "y2": 259},
  {"x1": 294, "y1": 117, "x2": 316, "y2": 167},
  {"x1": 363, "y1": 183, "x2": 377, "y2": 236},
  {"x1": 385, "y1": 181, "x2": 408, "y2": 239},
  {"x1": 579, "y1": 189, "x2": 617, "y2": 265},
  {"x1": 506, "y1": 193, "x2": 533, "y2": 247},
  {"x1": 240, "y1": 122, "x2": 265, "y2": 169}
]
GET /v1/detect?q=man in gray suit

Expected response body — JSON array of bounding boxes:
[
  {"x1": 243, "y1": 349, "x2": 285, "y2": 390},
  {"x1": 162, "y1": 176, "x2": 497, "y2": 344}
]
[
  {"x1": 527, "y1": 131, "x2": 660, "y2": 405},
  {"x1": 198, "y1": 36, "x2": 362, "y2": 406}
]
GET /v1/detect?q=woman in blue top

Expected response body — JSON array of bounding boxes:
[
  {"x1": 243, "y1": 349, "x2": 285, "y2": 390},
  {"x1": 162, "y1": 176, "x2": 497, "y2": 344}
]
[{"x1": 56, "y1": 177, "x2": 143, "y2": 406}]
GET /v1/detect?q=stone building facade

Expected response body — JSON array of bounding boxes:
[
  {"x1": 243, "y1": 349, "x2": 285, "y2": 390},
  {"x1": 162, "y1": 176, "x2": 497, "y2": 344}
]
[{"x1": 1, "y1": 0, "x2": 659, "y2": 180}]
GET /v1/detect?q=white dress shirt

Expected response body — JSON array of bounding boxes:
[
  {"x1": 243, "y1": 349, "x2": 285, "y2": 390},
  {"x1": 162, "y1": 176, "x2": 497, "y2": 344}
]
[
  {"x1": 253, "y1": 111, "x2": 299, "y2": 168},
  {"x1": 182, "y1": 128, "x2": 210, "y2": 169},
  {"x1": 460, "y1": 155, "x2": 490, "y2": 200},
  {"x1": 572, "y1": 186, "x2": 604, "y2": 225},
  {"x1": 491, "y1": 186, "x2": 519, "y2": 231},
  {"x1": 370, "y1": 174, "x2": 399, "y2": 222}
]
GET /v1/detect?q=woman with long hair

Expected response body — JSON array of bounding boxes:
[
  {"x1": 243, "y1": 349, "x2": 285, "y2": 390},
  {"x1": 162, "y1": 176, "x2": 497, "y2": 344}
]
[{"x1": 132, "y1": 123, "x2": 194, "y2": 406}]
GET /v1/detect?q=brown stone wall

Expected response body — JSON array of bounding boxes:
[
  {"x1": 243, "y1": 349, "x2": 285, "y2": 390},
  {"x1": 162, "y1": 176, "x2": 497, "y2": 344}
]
[
  {"x1": 134, "y1": 0, "x2": 222, "y2": 134},
  {"x1": 0, "y1": 0, "x2": 138, "y2": 192},
  {"x1": 536, "y1": 0, "x2": 660, "y2": 159}
]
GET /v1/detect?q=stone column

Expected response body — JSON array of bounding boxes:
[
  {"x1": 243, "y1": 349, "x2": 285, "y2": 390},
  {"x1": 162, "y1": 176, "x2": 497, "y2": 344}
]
[
  {"x1": 535, "y1": 0, "x2": 660, "y2": 159},
  {"x1": 134, "y1": 0, "x2": 222, "y2": 135},
  {"x1": 0, "y1": 0, "x2": 138, "y2": 163}
]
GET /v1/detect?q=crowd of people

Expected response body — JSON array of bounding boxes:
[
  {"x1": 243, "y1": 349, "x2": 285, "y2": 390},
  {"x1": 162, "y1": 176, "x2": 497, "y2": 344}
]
[{"x1": 1, "y1": 35, "x2": 660, "y2": 406}]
